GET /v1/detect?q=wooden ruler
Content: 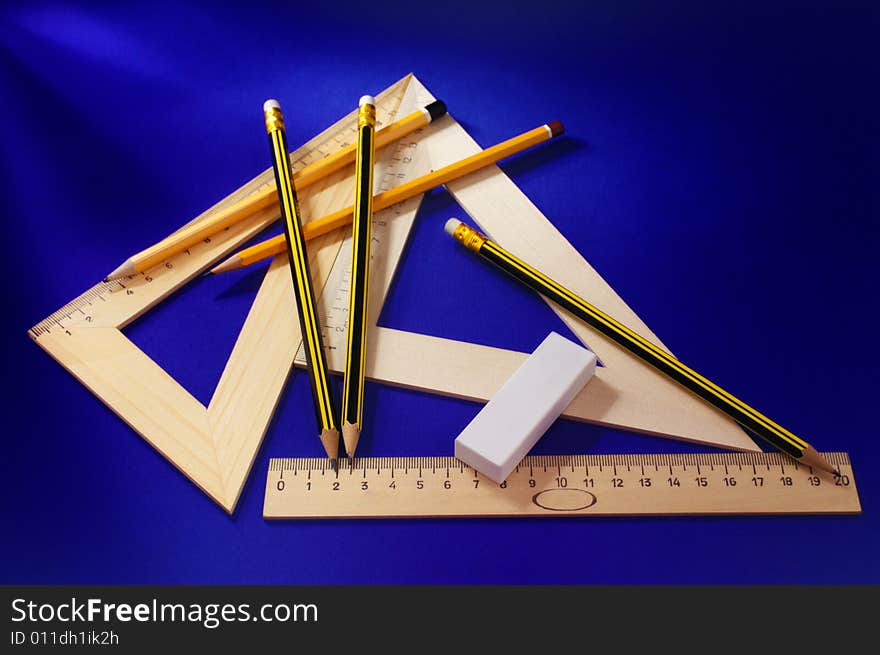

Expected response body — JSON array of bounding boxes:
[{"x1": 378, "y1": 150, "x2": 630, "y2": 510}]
[{"x1": 263, "y1": 452, "x2": 860, "y2": 518}]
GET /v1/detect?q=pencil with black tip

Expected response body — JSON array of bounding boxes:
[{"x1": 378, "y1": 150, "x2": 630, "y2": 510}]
[
  {"x1": 209, "y1": 120, "x2": 564, "y2": 274},
  {"x1": 103, "y1": 99, "x2": 447, "y2": 281},
  {"x1": 444, "y1": 218, "x2": 838, "y2": 477},
  {"x1": 265, "y1": 99, "x2": 339, "y2": 464},
  {"x1": 341, "y1": 96, "x2": 376, "y2": 457}
]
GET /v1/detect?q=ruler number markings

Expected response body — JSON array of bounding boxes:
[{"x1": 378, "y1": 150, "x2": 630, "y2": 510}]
[{"x1": 264, "y1": 453, "x2": 859, "y2": 517}]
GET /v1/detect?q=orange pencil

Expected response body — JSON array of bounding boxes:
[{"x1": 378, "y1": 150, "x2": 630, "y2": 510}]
[
  {"x1": 210, "y1": 121, "x2": 564, "y2": 273},
  {"x1": 104, "y1": 100, "x2": 447, "y2": 281}
]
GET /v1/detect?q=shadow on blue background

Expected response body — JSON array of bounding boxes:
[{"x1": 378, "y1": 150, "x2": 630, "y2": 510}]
[{"x1": 1, "y1": 1, "x2": 877, "y2": 583}]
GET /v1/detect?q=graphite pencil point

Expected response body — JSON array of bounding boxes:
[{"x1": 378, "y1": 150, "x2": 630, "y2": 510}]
[{"x1": 105, "y1": 259, "x2": 137, "y2": 282}]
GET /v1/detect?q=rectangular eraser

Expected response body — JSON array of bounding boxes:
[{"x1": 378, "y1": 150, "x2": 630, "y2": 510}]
[{"x1": 454, "y1": 332, "x2": 597, "y2": 483}]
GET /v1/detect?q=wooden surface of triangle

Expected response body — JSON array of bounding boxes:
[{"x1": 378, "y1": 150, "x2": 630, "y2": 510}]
[
  {"x1": 442, "y1": 126, "x2": 758, "y2": 450},
  {"x1": 290, "y1": 75, "x2": 758, "y2": 453},
  {"x1": 31, "y1": 77, "x2": 414, "y2": 512}
]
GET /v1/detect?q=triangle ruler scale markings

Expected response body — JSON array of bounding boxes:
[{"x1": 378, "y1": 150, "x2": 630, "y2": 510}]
[{"x1": 30, "y1": 74, "x2": 757, "y2": 514}]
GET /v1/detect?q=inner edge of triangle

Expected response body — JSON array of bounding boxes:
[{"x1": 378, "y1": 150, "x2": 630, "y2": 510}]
[
  {"x1": 293, "y1": 75, "x2": 607, "y2": 376},
  {"x1": 35, "y1": 75, "x2": 416, "y2": 513},
  {"x1": 114, "y1": 76, "x2": 414, "y2": 412},
  {"x1": 292, "y1": 82, "x2": 757, "y2": 454}
]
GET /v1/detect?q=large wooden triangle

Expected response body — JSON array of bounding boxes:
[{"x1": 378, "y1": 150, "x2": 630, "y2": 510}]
[{"x1": 31, "y1": 74, "x2": 756, "y2": 514}]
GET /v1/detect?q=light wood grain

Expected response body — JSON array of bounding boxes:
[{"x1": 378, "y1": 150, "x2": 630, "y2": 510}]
[{"x1": 263, "y1": 453, "x2": 860, "y2": 518}]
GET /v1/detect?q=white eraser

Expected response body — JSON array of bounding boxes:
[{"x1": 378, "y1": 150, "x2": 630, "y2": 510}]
[
  {"x1": 359, "y1": 95, "x2": 375, "y2": 108},
  {"x1": 263, "y1": 99, "x2": 281, "y2": 112},
  {"x1": 454, "y1": 332, "x2": 596, "y2": 483},
  {"x1": 444, "y1": 218, "x2": 462, "y2": 236}
]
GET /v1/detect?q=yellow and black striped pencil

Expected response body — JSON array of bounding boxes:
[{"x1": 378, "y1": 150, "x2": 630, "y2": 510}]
[
  {"x1": 341, "y1": 96, "x2": 377, "y2": 458},
  {"x1": 445, "y1": 219, "x2": 838, "y2": 476},
  {"x1": 264, "y1": 99, "x2": 338, "y2": 464}
]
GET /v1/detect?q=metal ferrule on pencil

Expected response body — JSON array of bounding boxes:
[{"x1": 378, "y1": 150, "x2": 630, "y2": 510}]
[
  {"x1": 449, "y1": 221, "x2": 487, "y2": 252},
  {"x1": 358, "y1": 102, "x2": 376, "y2": 128},
  {"x1": 264, "y1": 106, "x2": 285, "y2": 134}
]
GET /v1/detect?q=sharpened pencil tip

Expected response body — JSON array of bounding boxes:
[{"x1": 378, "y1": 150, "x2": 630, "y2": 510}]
[
  {"x1": 105, "y1": 259, "x2": 137, "y2": 282},
  {"x1": 342, "y1": 422, "x2": 361, "y2": 459},
  {"x1": 800, "y1": 445, "x2": 838, "y2": 477},
  {"x1": 319, "y1": 427, "x2": 340, "y2": 461},
  {"x1": 209, "y1": 254, "x2": 241, "y2": 275}
]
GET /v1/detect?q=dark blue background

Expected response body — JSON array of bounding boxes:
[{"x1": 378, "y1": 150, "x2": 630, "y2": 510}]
[{"x1": 1, "y1": 1, "x2": 877, "y2": 583}]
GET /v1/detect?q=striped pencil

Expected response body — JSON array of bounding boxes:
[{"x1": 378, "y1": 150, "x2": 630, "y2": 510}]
[
  {"x1": 264, "y1": 99, "x2": 339, "y2": 464},
  {"x1": 341, "y1": 96, "x2": 377, "y2": 457},
  {"x1": 445, "y1": 219, "x2": 838, "y2": 476}
]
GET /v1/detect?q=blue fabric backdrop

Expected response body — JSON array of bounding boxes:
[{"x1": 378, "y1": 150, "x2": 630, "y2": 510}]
[{"x1": 1, "y1": 0, "x2": 876, "y2": 583}]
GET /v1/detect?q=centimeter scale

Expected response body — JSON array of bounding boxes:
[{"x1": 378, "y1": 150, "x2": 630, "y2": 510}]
[
  {"x1": 264, "y1": 452, "x2": 860, "y2": 518},
  {"x1": 31, "y1": 74, "x2": 772, "y2": 513}
]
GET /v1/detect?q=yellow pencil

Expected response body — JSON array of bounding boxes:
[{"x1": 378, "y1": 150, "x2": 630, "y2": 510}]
[
  {"x1": 104, "y1": 100, "x2": 447, "y2": 281},
  {"x1": 265, "y1": 99, "x2": 339, "y2": 464},
  {"x1": 341, "y1": 96, "x2": 377, "y2": 457},
  {"x1": 209, "y1": 121, "x2": 565, "y2": 274},
  {"x1": 445, "y1": 219, "x2": 839, "y2": 476}
]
